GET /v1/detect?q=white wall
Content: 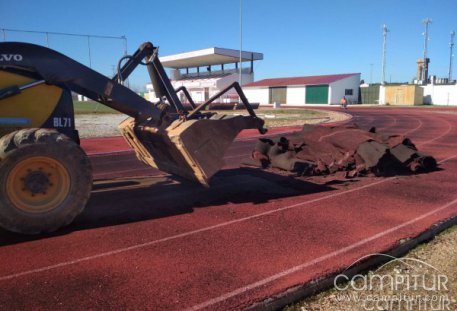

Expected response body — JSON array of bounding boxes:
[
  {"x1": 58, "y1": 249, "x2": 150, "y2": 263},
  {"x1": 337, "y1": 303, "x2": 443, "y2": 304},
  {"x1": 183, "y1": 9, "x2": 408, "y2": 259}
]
[
  {"x1": 215, "y1": 72, "x2": 253, "y2": 97},
  {"x1": 379, "y1": 85, "x2": 386, "y2": 105},
  {"x1": 145, "y1": 69, "x2": 255, "y2": 103},
  {"x1": 286, "y1": 86, "x2": 306, "y2": 105},
  {"x1": 243, "y1": 87, "x2": 269, "y2": 105},
  {"x1": 329, "y1": 74, "x2": 360, "y2": 104},
  {"x1": 421, "y1": 84, "x2": 457, "y2": 106}
]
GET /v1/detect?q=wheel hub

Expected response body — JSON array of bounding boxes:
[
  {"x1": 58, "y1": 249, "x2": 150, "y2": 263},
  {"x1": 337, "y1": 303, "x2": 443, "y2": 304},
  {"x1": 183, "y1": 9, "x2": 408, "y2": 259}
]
[
  {"x1": 24, "y1": 170, "x2": 50, "y2": 194},
  {"x1": 6, "y1": 156, "x2": 70, "y2": 213}
]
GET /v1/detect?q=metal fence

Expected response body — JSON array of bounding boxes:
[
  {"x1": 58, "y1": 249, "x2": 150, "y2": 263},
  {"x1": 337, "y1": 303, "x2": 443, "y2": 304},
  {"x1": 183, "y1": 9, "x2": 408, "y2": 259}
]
[
  {"x1": 1, "y1": 28, "x2": 132, "y2": 111},
  {"x1": 360, "y1": 85, "x2": 380, "y2": 104},
  {"x1": 1, "y1": 28, "x2": 128, "y2": 78}
]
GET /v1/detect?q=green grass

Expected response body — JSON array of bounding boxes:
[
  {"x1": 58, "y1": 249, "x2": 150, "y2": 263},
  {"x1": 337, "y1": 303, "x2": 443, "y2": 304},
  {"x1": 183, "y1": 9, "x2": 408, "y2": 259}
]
[
  {"x1": 74, "y1": 102, "x2": 333, "y2": 127},
  {"x1": 258, "y1": 109, "x2": 326, "y2": 116},
  {"x1": 74, "y1": 101, "x2": 119, "y2": 114},
  {"x1": 208, "y1": 108, "x2": 329, "y2": 127},
  {"x1": 209, "y1": 108, "x2": 326, "y2": 116}
]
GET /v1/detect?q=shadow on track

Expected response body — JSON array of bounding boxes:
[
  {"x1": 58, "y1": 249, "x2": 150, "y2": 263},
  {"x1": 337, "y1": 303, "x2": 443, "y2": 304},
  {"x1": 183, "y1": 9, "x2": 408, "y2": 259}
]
[{"x1": 0, "y1": 168, "x2": 335, "y2": 246}]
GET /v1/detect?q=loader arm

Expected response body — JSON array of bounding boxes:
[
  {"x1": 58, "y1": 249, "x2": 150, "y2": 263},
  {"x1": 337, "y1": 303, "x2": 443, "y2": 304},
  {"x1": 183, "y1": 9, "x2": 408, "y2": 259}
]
[
  {"x1": 0, "y1": 41, "x2": 266, "y2": 185},
  {"x1": 112, "y1": 42, "x2": 185, "y2": 113},
  {"x1": 0, "y1": 42, "x2": 165, "y2": 123}
]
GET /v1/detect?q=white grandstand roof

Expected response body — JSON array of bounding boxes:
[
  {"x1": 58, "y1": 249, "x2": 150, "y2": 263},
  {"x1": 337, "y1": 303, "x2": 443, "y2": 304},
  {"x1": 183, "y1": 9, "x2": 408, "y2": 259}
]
[{"x1": 160, "y1": 47, "x2": 263, "y2": 69}]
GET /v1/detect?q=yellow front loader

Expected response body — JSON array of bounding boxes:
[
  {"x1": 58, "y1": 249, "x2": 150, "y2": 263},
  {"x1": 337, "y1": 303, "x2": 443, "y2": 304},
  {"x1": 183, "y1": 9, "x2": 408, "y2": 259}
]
[{"x1": 0, "y1": 41, "x2": 265, "y2": 234}]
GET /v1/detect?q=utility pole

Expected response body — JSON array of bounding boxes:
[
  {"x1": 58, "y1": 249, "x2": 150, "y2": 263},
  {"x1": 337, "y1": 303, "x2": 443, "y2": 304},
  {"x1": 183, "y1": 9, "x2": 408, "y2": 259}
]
[
  {"x1": 422, "y1": 18, "x2": 432, "y2": 83},
  {"x1": 381, "y1": 24, "x2": 389, "y2": 85},
  {"x1": 449, "y1": 31, "x2": 455, "y2": 81},
  {"x1": 370, "y1": 63, "x2": 373, "y2": 84},
  {"x1": 121, "y1": 35, "x2": 129, "y2": 87},
  {"x1": 121, "y1": 35, "x2": 128, "y2": 56},
  {"x1": 86, "y1": 35, "x2": 92, "y2": 68}
]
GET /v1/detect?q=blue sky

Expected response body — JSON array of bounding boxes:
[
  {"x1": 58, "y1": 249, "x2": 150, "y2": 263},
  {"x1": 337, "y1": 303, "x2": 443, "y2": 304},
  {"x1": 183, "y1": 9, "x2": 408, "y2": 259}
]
[{"x1": 1, "y1": 0, "x2": 456, "y2": 90}]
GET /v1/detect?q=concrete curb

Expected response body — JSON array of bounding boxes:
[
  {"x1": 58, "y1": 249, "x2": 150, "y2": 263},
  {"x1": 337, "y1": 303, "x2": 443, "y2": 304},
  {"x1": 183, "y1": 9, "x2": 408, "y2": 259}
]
[
  {"x1": 247, "y1": 215, "x2": 457, "y2": 311},
  {"x1": 320, "y1": 110, "x2": 353, "y2": 126}
]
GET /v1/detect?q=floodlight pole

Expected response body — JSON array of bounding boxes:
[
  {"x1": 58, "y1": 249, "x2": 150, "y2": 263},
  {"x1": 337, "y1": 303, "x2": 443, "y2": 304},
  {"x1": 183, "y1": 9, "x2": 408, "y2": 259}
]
[
  {"x1": 370, "y1": 63, "x2": 373, "y2": 84},
  {"x1": 381, "y1": 24, "x2": 389, "y2": 85},
  {"x1": 239, "y1": 0, "x2": 243, "y2": 86},
  {"x1": 122, "y1": 35, "x2": 130, "y2": 87},
  {"x1": 449, "y1": 31, "x2": 455, "y2": 81},
  {"x1": 2, "y1": 29, "x2": 6, "y2": 41},
  {"x1": 87, "y1": 35, "x2": 92, "y2": 68},
  {"x1": 422, "y1": 18, "x2": 432, "y2": 82},
  {"x1": 121, "y1": 35, "x2": 128, "y2": 56}
]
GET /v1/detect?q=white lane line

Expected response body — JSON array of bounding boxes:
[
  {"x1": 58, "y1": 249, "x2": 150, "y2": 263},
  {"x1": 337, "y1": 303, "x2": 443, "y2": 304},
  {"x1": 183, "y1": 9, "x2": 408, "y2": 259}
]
[
  {"x1": 437, "y1": 153, "x2": 457, "y2": 163},
  {"x1": 86, "y1": 129, "x2": 301, "y2": 157},
  {"x1": 224, "y1": 153, "x2": 251, "y2": 159},
  {"x1": 184, "y1": 153, "x2": 457, "y2": 311},
  {"x1": 185, "y1": 197, "x2": 457, "y2": 311},
  {"x1": 85, "y1": 114, "x2": 350, "y2": 158},
  {"x1": 418, "y1": 117, "x2": 454, "y2": 147},
  {"x1": 404, "y1": 116, "x2": 423, "y2": 136},
  {"x1": 87, "y1": 149, "x2": 133, "y2": 157},
  {"x1": 93, "y1": 167, "x2": 157, "y2": 179},
  {"x1": 224, "y1": 113, "x2": 448, "y2": 160},
  {"x1": 1, "y1": 154, "x2": 455, "y2": 284},
  {"x1": 0, "y1": 178, "x2": 390, "y2": 282}
]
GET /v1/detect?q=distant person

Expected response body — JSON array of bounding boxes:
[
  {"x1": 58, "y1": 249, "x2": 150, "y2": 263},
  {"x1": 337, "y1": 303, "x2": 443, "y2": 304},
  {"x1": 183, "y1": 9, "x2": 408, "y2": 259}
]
[{"x1": 340, "y1": 96, "x2": 348, "y2": 109}]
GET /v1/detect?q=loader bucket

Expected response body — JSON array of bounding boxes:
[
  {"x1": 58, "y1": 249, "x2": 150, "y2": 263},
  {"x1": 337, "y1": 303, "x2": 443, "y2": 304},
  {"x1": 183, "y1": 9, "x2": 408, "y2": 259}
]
[{"x1": 119, "y1": 114, "x2": 264, "y2": 186}]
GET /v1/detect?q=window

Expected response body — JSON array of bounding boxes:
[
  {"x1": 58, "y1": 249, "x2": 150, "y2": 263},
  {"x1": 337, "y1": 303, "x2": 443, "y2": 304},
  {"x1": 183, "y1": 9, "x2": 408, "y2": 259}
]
[
  {"x1": 345, "y1": 89, "x2": 353, "y2": 96},
  {"x1": 269, "y1": 87, "x2": 287, "y2": 104}
]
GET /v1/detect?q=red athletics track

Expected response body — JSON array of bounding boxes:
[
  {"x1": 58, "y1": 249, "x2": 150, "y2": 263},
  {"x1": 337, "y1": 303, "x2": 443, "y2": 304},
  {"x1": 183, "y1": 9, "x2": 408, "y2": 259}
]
[{"x1": 0, "y1": 107, "x2": 456, "y2": 310}]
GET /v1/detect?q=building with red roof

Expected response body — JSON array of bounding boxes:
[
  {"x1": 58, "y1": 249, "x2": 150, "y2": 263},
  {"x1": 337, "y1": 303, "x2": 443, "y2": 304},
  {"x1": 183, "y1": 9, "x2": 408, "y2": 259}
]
[{"x1": 243, "y1": 73, "x2": 361, "y2": 105}]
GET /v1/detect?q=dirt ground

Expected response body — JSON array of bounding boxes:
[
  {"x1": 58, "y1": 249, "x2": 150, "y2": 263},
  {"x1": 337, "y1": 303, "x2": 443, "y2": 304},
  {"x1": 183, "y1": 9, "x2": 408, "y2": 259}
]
[
  {"x1": 284, "y1": 225, "x2": 457, "y2": 311},
  {"x1": 74, "y1": 109, "x2": 349, "y2": 139},
  {"x1": 75, "y1": 113, "x2": 128, "y2": 138}
]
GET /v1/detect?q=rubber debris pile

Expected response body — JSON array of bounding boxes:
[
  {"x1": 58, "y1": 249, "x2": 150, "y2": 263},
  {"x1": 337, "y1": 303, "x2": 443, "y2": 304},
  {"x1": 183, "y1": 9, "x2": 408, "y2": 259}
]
[{"x1": 250, "y1": 124, "x2": 437, "y2": 178}]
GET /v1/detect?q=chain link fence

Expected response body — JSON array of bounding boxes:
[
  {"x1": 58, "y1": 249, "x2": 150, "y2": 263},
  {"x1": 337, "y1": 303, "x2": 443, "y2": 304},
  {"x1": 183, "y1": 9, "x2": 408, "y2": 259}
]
[{"x1": 2, "y1": 28, "x2": 130, "y2": 111}]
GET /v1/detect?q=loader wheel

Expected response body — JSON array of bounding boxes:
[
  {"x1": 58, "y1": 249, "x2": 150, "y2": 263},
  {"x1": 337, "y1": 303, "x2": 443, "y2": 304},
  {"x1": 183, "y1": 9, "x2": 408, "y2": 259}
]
[{"x1": 0, "y1": 129, "x2": 92, "y2": 234}]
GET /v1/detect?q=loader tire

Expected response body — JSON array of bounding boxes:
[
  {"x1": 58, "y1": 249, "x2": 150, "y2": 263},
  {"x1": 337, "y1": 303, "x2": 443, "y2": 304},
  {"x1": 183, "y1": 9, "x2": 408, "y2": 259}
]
[{"x1": 0, "y1": 129, "x2": 92, "y2": 234}]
